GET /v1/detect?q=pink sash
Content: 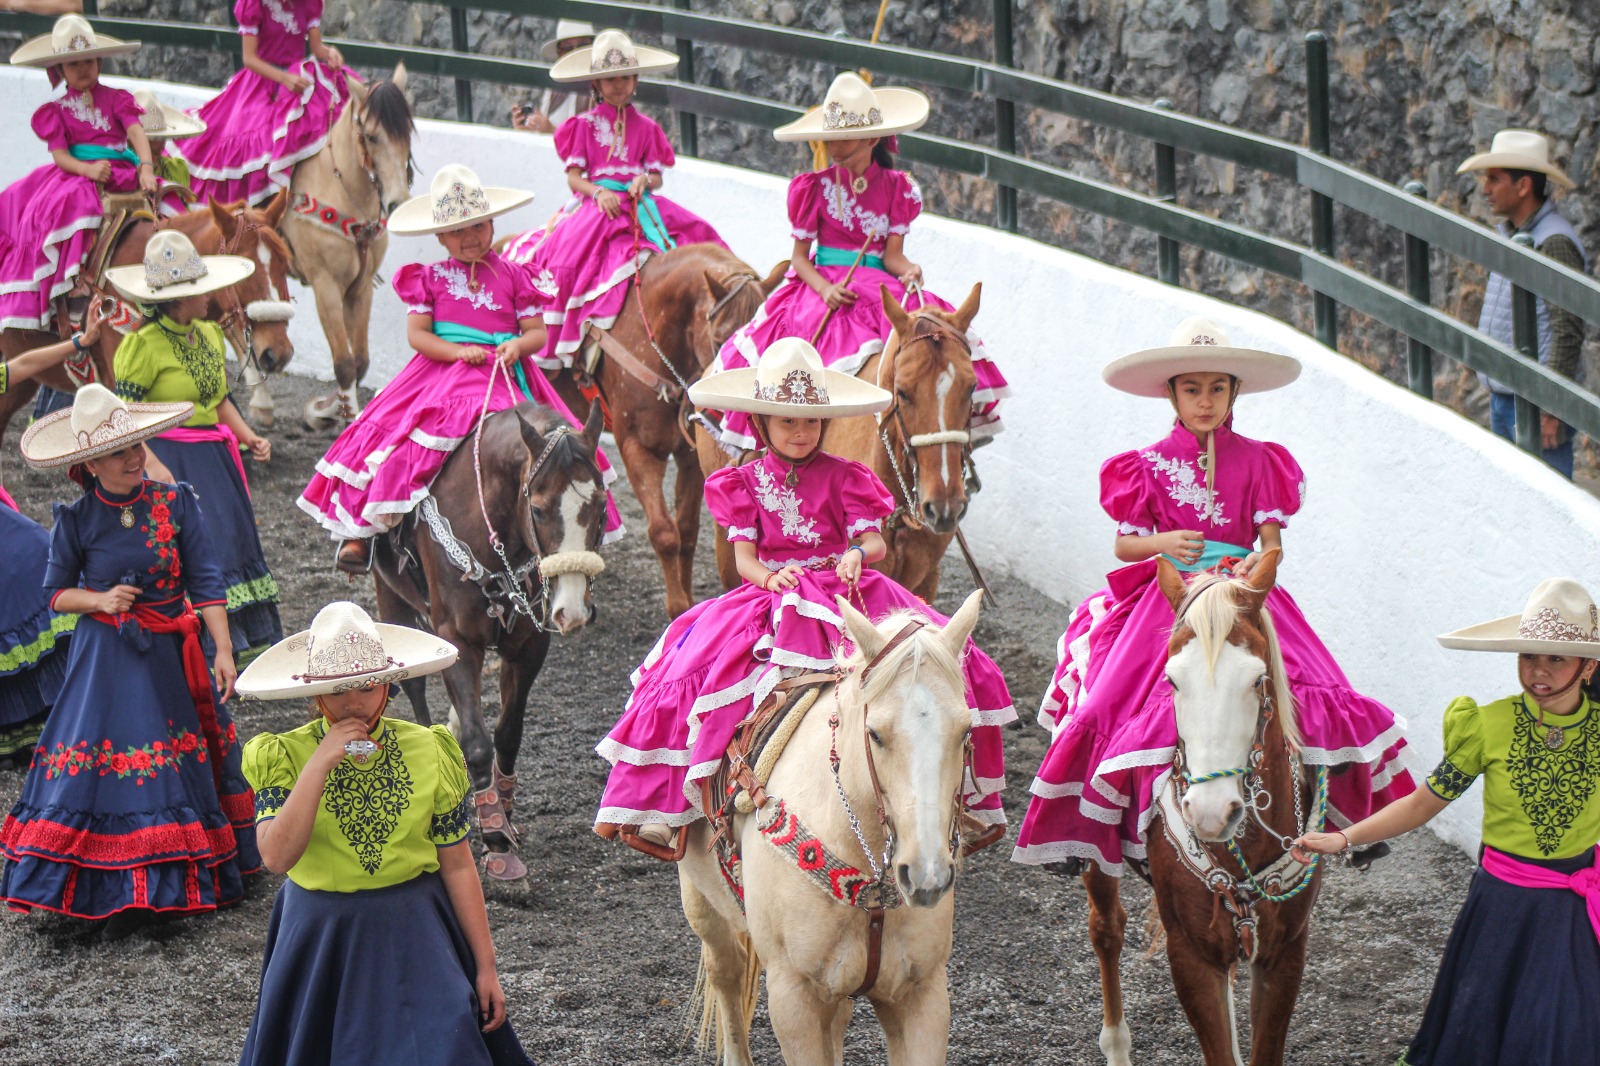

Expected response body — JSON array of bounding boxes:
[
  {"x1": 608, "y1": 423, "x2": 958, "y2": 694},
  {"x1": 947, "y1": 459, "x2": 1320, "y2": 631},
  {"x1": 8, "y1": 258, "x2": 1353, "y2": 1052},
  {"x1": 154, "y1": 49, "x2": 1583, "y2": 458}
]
[
  {"x1": 1481, "y1": 844, "x2": 1600, "y2": 945},
  {"x1": 158, "y1": 424, "x2": 249, "y2": 498},
  {"x1": 0, "y1": 485, "x2": 16, "y2": 511}
]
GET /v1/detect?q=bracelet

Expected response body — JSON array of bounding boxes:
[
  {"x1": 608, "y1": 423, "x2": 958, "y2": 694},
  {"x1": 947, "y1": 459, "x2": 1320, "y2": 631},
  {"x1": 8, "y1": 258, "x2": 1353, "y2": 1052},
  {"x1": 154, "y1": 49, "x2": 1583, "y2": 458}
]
[
  {"x1": 760, "y1": 571, "x2": 776, "y2": 591},
  {"x1": 70, "y1": 332, "x2": 86, "y2": 353},
  {"x1": 138, "y1": 161, "x2": 154, "y2": 170},
  {"x1": 1335, "y1": 830, "x2": 1352, "y2": 857},
  {"x1": 845, "y1": 545, "x2": 865, "y2": 561}
]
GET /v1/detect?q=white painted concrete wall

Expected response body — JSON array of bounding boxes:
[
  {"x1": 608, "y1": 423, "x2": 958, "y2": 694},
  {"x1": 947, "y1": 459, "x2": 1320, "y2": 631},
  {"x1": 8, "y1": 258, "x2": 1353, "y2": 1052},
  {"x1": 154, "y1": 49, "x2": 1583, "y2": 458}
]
[{"x1": 8, "y1": 67, "x2": 1598, "y2": 854}]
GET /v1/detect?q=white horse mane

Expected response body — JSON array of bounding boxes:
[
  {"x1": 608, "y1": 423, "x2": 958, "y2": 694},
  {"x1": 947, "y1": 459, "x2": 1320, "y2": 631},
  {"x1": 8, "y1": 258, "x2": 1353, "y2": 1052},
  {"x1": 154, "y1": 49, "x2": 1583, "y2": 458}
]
[
  {"x1": 835, "y1": 608, "x2": 964, "y2": 708},
  {"x1": 1180, "y1": 579, "x2": 1301, "y2": 752}
]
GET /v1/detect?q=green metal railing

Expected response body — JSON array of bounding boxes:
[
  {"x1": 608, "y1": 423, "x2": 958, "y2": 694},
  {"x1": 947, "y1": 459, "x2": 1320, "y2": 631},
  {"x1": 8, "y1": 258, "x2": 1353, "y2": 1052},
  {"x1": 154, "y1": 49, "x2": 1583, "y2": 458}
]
[{"x1": 10, "y1": 1, "x2": 1600, "y2": 452}]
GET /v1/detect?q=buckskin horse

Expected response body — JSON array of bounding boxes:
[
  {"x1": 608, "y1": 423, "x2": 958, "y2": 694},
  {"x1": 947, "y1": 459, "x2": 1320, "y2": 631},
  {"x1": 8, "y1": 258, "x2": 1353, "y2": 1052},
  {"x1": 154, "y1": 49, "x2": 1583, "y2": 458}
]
[
  {"x1": 1083, "y1": 553, "x2": 1327, "y2": 1066},
  {"x1": 371, "y1": 399, "x2": 610, "y2": 881}
]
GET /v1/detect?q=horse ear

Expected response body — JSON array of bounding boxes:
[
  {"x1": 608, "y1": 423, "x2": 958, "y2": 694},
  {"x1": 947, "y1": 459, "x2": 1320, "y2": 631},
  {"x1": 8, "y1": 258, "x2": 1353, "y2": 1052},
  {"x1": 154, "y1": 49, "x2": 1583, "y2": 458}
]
[
  {"x1": 836, "y1": 595, "x2": 888, "y2": 661},
  {"x1": 1240, "y1": 548, "x2": 1280, "y2": 609},
  {"x1": 951, "y1": 282, "x2": 982, "y2": 334},
  {"x1": 391, "y1": 62, "x2": 409, "y2": 95},
  {"x1": 263, "y1": 186, "x2": 290, "y2": 228},
  {"x1": 760, "y1": 260, "x2": 787, "y2": 295},
  {"x1": 703, "y1": 270, "x2": 730, "y2": 304},
  {"x1": 208, "y1": 199, "x2": 238, "y2": 241},
  {"x1": 881, "y1": 284, "x2": 911, "y2": 336},
  {"x1": 1156, "y1": 557, "x2": 1189, "y2": 613},
  {"x1": 939, "y1": 589, "x2": 984, "y2": 656},
  {"x1": 580, "y1": 398, "x2": 604, "y2": 452}
]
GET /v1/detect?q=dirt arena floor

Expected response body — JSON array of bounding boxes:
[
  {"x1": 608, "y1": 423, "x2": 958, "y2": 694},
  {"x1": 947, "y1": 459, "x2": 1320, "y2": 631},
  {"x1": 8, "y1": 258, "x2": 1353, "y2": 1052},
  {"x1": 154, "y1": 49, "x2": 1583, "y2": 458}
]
[{"x1": 0, "y1": 372, "x2": 1472, "y2": 1064}]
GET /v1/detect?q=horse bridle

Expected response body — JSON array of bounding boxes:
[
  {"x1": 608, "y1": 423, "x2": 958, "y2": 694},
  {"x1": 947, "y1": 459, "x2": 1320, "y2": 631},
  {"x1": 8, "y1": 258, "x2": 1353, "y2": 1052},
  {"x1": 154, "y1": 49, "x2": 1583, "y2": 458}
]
[
  {"x1": 214, "y1": 207, "x2": 294, "y2": 379},
  {"x1": 876, "y1": 312, "x2": 980, "y2": 530}
]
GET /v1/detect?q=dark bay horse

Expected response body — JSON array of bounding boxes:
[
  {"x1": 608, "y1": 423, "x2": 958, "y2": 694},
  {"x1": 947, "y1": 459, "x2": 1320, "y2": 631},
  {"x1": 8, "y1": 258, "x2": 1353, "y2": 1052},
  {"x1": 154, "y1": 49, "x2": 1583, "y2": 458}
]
[
  {"x1": 1084, "y1": 553, "x2": 1325, "y2": 1066},
  {"x1": 372, "y1": 399, "x2": 609, "y2": 880}
]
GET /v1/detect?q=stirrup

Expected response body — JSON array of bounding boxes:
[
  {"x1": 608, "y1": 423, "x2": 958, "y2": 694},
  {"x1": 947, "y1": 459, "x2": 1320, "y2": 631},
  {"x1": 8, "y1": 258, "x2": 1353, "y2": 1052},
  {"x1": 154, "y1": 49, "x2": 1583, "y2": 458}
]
[
  {"x1": 618, "y1": 823, "x2": 688, "y2": 863},
  {"x1": 335, "y1": 539, "x2": 373, "y2": 575},
  {"x1": 1042, "y1": 857, "x2": 1089, "y2": 878},
  {"x1": 1349, "y1": 841, "x2": 1391, "y2": 872},
  {"x1": 959, "y1": 819, "x2": 1006, "y2": 858},
  {"x1": 481, "y1": 849, "x2": 528, "y2": 881}
]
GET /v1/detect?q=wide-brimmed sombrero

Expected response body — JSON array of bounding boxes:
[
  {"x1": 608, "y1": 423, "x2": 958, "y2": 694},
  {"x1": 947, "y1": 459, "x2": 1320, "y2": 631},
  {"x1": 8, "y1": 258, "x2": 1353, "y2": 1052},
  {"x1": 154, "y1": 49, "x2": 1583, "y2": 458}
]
[
  {"x1": 690, "y1": 337, "x2": 890, "y2": 418},
  {"x1": 1437, "y1": 578, "x2": 1600, "y2": 657},
  {"x1": 103, "y1": 230, "x2": 255, "y2": 304},
  {"x1": 20, "y1": 382, "x2": 192, "y2": 470},
  {"x1": 134, "y1": 88, "x2": 205, "y2": 140},
  {"x1": 388, "y1": 163, "x2": 534, "y2": 236},
  {"x1": 11, "y1": 14, "x2": 140, "y2": 67},
  {"x1": 237, "y1": 602, "x2": 459, "y2": 701},
  {"x1": 774, "y1": 72, "x2": 930, "y2": 143},
  {"x1": 1456, "y1": 129, "x2": 1575, "y2": 191},
  {"x1": 1101, "y1": 316, "x2": 1302, "y2": 398},
  {"x1": 540, "y1": 19, "x2": 596, "y2": 63},
  {"x1": 549, "y1": 28, "x2": 678, "y2": 83}
]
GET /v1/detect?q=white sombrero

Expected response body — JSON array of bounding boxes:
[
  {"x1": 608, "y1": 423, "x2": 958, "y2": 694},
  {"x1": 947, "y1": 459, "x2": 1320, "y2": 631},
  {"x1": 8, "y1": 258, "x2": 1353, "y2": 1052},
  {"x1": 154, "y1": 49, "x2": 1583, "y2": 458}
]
[
  {"x1": 774, "y1": 72, "x2": 930, "y2": 143},
  {"x1": 20, "y1": 383, "x2": 192, "y2": 470},
  {"x1": 103, "y1": 230, "x2": 255, "y2": 304},
  {"x1": 237, "y1": 602, "x2": 459, "y2": 701},
  {"x1": 1438, "y1": 578, "x2": 1600, "y2": 657},
  {"x1": 549, "y1": 29, "x2": 678, "y2": 83},
  {"x1": 389, "y1": 164, "x2": 534, "y2": 236},
  {"x1": 1101, "y1": 316, "x2": 1302, "y2": 398},
  {"x1": 134, "y1": 88, "x2": 205, "y2": 141},
  {"x1": 1456, "y1": 129, "x2": 1575, "y2": 191},
  {"x1": 689, "y1": 337, "x2": 890, "y2": 418},
  {"x1": 11, "y1": 15, "x2": 141, "y2": 68},
  {"x1": 540, "y1": 19, "x2": 596, "y2": 63}
]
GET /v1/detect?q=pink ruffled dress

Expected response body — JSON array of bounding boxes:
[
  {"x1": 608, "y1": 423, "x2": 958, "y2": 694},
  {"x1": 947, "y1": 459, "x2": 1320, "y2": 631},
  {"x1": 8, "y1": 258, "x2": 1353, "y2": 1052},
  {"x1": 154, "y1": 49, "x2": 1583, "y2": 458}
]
[
  {"x1": 708, "y1": 165, "x2": 1009, "y2": 453},
  {"x1": 525, "y1": 102, "x2": 726, "y2": 369},
  {"x1": 1011, "y1": 422, "x2": 1416, "y2": 876},
  {"x1": 298, "y1": 251, "x2": 623, "y2": 542},
  {"x1": 595, "y1": 451, "x2": 1015, "y2": 831},
  {"x1": 0, "y1": 85, "x2": 142, "y2": 332},
  {"x1": 173, "y1": 0, "x2": 352, "y2": 206}
]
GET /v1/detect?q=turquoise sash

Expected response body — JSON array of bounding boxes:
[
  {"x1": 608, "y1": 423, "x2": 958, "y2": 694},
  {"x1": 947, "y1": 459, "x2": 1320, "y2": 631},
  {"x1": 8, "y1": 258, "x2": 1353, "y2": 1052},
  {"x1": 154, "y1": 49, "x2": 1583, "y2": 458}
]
[
  {"x1": 596, "y1": 178, "x2": 675, "y2": 252},
  {"x1": 815, "y1": 244, "x2": 886, "y2": 271},
  {"x1": 70, "y1": 143, "x2": 140, "y2": 167},
  {"x1": 1165, "y1": 539, "x2": 1255, "y2": 574},
  {"x1": 432, "y1": 321, "x2": 538, "y2": 404}
]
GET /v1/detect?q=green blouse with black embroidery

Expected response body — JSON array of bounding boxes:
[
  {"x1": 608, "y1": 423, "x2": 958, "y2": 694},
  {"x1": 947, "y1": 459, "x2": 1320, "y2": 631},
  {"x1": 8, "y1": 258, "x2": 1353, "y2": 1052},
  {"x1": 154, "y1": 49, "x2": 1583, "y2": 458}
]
[
  {"x1": 1425, "y1": 693, "x2": 1600, "y2": 860},
  {"x1": 241, "y1": 717, "x2": 474, "y2": 892},
  {"x1": 112, "y1": 315, "x2": 230, "y2": 427}
]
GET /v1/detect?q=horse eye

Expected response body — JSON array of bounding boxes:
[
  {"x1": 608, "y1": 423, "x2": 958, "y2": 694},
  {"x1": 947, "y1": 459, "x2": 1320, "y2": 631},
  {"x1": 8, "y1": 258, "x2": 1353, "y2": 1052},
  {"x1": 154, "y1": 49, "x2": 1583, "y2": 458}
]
[
  {"x1": 896, "y1": 389, "x2": 911, "y2": 401},
  {"x1": 528, "y1": 504, "x2": 546, "y2": 521},
  {"x1": 867, "y1": 728, "x2": 883, "y2": 746}
]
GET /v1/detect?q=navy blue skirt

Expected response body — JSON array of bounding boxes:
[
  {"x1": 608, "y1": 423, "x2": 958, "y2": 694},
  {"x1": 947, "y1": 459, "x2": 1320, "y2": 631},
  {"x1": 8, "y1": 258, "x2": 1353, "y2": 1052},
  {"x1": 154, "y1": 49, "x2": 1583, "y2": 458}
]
[
  {"x1": 0, "y1": 502, "x2": 71, "y2": 758},
  {"x1": 1403, "y1": 848, "x2": 1600, "y2": 1065},
  {"x1": 239, "y1": 871, "x2": 533, "y2": 1066},
  {"x1": 146, "y1": 435, "x2": 282, "y2": 663}
]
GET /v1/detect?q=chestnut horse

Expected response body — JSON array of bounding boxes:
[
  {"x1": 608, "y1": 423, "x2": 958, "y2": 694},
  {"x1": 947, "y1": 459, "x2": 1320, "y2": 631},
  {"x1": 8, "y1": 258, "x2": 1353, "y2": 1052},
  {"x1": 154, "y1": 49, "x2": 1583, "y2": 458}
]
[
  {"x1": 1084, "y1": 553, "x2": 1326, "y2": 1066},
  {"x1": 0, "y1": 193, "x2": 295, "y2": 447},
  {"x1": 696, "y1": 283, "x2": 983, "y2": 603}
]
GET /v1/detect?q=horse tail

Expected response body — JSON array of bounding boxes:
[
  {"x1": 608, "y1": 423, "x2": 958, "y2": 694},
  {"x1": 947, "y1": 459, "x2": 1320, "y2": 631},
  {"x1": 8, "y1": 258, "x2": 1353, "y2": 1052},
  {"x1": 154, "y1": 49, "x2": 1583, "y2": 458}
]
[{"x1": 690, "y1": 933, "x2": 761, "y2": 1057}]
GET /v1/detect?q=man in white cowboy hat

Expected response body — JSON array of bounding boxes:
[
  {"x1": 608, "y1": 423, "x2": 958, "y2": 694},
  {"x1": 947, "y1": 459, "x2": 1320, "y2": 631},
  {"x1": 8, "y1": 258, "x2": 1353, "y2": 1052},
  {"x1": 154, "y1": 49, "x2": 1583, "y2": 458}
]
[
  {"x1": 1457, "y1": 129, "x2": 1588, "y2": 479},
  {"x1": 510, "y1": 19, "x2": 596, "y2": 134}
]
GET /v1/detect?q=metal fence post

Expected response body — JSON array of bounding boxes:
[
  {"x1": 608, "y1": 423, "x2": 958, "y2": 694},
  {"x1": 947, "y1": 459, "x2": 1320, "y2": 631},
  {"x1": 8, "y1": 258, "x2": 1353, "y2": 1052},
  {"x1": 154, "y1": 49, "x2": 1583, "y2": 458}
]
[
  {"x1": 674, "y1": 0, "x2": 698, "y2": 157},
  {"x1": 992, "y1": 0, "x2": 1018, "y2": 233},
  {"x1": 82, "y1": 0, "x2": 98, "y2": 15},
  {"x1": 1510, "y1": 232, "x2": 1543, "y2": 455},
  {"x1": 1154, "y1": 98, "x2": 1179, "y2": 286},
  {"x1": 1402, "y1": 180, "x2": 1434, "y2": 399},
  {"x1": 450, "y1": 5, "x2": 473, "y2": 123},
  {"x1": 1305, "y1": 31, "x2": 1337, "y2": 349}
]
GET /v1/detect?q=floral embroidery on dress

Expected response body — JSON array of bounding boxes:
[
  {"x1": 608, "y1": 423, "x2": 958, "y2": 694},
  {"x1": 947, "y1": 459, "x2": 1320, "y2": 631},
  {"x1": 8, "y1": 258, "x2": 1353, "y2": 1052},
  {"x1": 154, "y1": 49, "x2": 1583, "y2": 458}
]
[
  {"x1": 1116, "y1": 520, "x2": 1155, "y2": 537},
  {"x1": 62, "y1": 93, "x2": 111, "y2": 134},
  {"x1": 432, "y1": 262, "x2": 502, "y2": 312},
  {"x1": 260, "y1": 0, "x2": 302, "y2": 35},
  {"x1": 585, "y1": 109, "x2": 627, "y2": 162},
  {"x1": 819, "y1": 176, "x2": 891, "y2": 243},
  {"x1": 428, "y1": 794, "x2": 472, "y2": 844},
  {"x1": 321, "y1": 730, "x2": 413, "y2": 874},
  {"x1": 1141, "y1": 450, "x2": 1229, "y2": 527},
  {"x1": 1253, "y1": 509, "x2": 1289, "y2": 527},
  {"x1": 751, "y1": 463, "x2": 821, "y2": 546},
  {"x1": 32, "y1": 723, "x2": 206, "y2": 782},
  {"x1": 532, "y1": 268, "x2": 559, "y2": 298},
  {"x1": 140, "y1": 485, "x2": 183, "y2": 592},
  {"x1": 1508, "y1": 700, "x2": 1600, "y2": 855}
]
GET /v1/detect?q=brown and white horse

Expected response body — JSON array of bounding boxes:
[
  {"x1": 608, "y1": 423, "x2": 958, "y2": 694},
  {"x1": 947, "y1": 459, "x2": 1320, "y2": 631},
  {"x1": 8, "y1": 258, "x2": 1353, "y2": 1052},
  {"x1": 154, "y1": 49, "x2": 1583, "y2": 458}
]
[{"x1": 1084, "y1": 553, "x2": 1326, "y2": 1066}]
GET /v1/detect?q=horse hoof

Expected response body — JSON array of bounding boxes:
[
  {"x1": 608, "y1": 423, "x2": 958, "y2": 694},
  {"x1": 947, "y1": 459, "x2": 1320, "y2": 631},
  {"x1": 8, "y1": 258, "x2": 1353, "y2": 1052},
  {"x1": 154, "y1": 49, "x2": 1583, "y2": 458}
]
[
  {"x1": 303, "y1": 395, "x2": 342, "y2": 432},
  {"x1": 482, "y1": 850, "x2": 528, "y2": 881},
  {"x1": 249, "y1": 404, "x2": 276, "y2": 429}
]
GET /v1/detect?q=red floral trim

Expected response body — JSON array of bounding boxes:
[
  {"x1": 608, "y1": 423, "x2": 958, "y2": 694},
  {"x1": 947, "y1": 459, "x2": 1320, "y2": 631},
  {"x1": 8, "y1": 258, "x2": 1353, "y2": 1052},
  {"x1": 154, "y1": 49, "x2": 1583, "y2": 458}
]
[
  {"x1": 1, "y1": 863, "x2": 243, "y2": 919},
  {"x1": 140, "y1": 485, "x2": 182, "y2": 593},
  {"x1": 29, "y1": 722, "x2": 210, "y2": 782},
  {"x1": 132, "y1": 865, "x2": 148, "y2": 907},
  {"x1": 219, "y1": 790, "x2": 255, "y2": 826},
  {"x1": 0, "y1": 813, "x2": 238, "y2": 868}
]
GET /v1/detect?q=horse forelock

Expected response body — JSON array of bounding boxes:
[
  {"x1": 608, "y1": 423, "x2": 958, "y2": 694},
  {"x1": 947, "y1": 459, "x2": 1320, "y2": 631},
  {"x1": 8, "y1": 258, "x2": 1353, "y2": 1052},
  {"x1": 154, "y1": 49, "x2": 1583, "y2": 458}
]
[
  {"x1": 1171, "y1": 578, "x2": 1300, "y2": 750},
  {"x1": 365, "y1": 79, "x2": 416, "y2": 142},
  {"x1": 836, "y1": 610, "x2": 965, "y2": 712}
]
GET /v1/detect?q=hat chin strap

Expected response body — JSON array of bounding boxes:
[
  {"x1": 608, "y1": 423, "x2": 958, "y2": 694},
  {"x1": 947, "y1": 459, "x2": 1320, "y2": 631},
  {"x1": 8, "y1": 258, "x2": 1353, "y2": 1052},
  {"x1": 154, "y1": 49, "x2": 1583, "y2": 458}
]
[{"x1": 1165, "y1": 379, "x2": 1239, "y2": 515}]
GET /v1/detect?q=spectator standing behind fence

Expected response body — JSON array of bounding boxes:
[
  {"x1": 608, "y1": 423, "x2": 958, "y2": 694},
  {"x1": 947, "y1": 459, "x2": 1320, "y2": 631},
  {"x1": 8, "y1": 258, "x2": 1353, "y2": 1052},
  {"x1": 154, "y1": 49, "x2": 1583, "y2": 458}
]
[{"x1": 1457, "y1": 129, "x2": 1588, "y2": 480}]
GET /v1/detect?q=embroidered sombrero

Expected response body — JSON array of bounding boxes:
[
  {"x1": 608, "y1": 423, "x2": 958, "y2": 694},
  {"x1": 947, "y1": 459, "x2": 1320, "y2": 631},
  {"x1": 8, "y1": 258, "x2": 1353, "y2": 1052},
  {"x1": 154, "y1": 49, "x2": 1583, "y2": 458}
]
[
  {"x1": 134, "y1": 88, "x2": 205, "y2": 141},
  {"x1": 11, "y1": 15, "x2": 140, "y2": 67},
  {"x1": 774, "y1": 72, "x2": 930, "y2": 143},
  {"x1": 389, "y1": 164, "x2": 534, "y2": 236},
  {"x1": 1437, "y1": 578, "x2": 1600, "y2": 657},
  {"x1": 1101, "y1": 316, "x2": 1302, "y2": 397},
  {"x1": 20, "y1": 382, "x2": 192, "y2": 470},
  {"x1": 540, "y1": 19, "x2": 596, "y2": 62},
  {"x1": 549, "y1": 29, "x2": 678, "y2": 83},
  {"x1": 103, "y1": 230, "x2": 255, "y2": 304},
  {"x1": 237, "y1": 602, "x2": 459, "y2": 700},
  {"x1": 1456, "y1": 129, "x2": 1575, "y2": 191},
  {"x1": 690, "y1": 337, "x2": 890, "y2": 418}
]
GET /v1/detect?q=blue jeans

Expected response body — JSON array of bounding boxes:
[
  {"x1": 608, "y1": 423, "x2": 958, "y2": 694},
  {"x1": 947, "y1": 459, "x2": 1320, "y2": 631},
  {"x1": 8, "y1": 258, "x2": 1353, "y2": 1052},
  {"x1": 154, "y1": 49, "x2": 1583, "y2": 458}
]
[{"x1": 1490, "y1": 391, "x2": 1574, "y2": 479}]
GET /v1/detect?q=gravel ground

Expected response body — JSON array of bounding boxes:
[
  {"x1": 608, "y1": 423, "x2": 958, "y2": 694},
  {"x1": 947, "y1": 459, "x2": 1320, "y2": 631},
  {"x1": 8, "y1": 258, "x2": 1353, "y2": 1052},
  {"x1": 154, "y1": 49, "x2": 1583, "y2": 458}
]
[{"x1": 0, "y1": 372, "x2": 1472, "y2": 1064}]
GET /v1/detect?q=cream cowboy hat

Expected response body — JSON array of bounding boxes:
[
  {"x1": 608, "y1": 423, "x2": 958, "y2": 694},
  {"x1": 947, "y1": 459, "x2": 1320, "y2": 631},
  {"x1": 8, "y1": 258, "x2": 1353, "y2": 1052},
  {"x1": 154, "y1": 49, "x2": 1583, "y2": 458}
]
[
  {"x1": 103, "y1": 230, "x2": 255, "y2": 305},
  {"x1": 1456, "y1": 129, "x2": 1575, "y2": 191},
  {"x1": 774, "y1": 72, "x2": 930, "y2": 143},
  {"x1": 134, "y1": 88, "x2": 205, "y2": 141},
  {"x1": 1437, "y1": 578, "x2": 1600, "y2": 657},
  {"x1": 19, "y1": 382, "x2": 192, "y2": 470},
  {"x1": 549, "y1": 28, "x2": 678, "y2": 83},
  {"x1": 689, "y1": 337, "x2": 890, "y2": 418},
  {"x1": 388, "y1": 163, "x2": 534, "y2": 236},
  {"x1": 1101, "y1": 316, "x2": 1302, "y2": 398},
  {"x1": 237, "y1": 602, "x2": 459, "y2": 701},
  {"x1": 540, "y1": 19, "x2": 596, "y2": 63},
  {"x1": 11, "y1": 15, "x2": 141, "y2": 68}
]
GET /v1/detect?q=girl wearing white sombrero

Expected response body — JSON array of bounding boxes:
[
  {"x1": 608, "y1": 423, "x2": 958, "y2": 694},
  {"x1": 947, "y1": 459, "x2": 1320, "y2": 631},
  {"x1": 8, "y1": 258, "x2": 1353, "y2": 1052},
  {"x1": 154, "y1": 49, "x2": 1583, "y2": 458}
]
[
  {"x1": 515, "y1": 28, "x2": 727, "y2": 369},
  {"x1": 108, "y1": 230, "x2": 284, "y2": 666},
  {"x1": 509, "y1": 18, "x2": 596, "y2": 135},
  {"x1": 706, "y1": 71, "x2": 1010, "y2": 456},
  {"x1": 131, "y1": 87, "x2": 206, "y2": 216},
  {"x1": 0, "y1": 384, "x2": 259, "y2": 937},
  {"x1": 1297, "y1": 579, "x2": 1600, "y2": 1064},
  {"x1": 233, "y1": 603, "x2": 534, "y2": 1065},
  {"x1": 300, "y1": 164, "x2": 623, "y2": 574},
  {"x1": 593, "y1": 338, "x2": 1014, "y2": 855},
  {"x1": 0, "y1": 14, "x2": 161, "y2": 332},
  {"x1": 1011, "y1": 318, "x2": 1416, "y2": 877}
]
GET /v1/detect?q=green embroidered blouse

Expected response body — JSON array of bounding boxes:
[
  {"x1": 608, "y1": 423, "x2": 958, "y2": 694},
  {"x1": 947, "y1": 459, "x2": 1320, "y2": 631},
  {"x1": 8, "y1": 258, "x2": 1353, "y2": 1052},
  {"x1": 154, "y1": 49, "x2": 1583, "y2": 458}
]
[
  {"x1": 242, "y1": 717, "x2": 474, "y2": 892},
  {"x1": 1425, "y1": 694, "x2": 1600, "y2": 860},
  {"x1": 112, "y1": 315, "x2": 230, "y2": 427}
]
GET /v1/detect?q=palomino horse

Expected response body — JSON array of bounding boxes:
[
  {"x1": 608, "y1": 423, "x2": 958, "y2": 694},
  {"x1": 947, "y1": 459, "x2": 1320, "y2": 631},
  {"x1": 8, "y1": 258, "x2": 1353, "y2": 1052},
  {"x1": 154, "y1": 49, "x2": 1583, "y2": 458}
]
[
  {"x1": 679, "y1": 591, "x2": 986, "y2": 1066},
  {"x1": 0, "y1": 195, "x2": 296, "y2": 448},
  {"x1": 274, "y1": 65, "x2": 414, "y2": 430},
  {"x1": 697, "y1": 284, "x2": 983, "y2": 603},
  {"x1": 1084, "y1": 553, "x2": 1326, "y2": 1066},
  {"x1": 372, "y1": 400, "x2": 610, "y2": 880}
]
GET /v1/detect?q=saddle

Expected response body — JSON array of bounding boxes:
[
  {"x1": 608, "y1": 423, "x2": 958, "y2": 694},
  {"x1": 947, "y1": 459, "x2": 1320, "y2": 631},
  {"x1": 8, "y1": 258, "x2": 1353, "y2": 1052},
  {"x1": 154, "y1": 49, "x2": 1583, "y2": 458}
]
[{"x1": 50, "y1": 187, "x2": 191, "y2": 338}]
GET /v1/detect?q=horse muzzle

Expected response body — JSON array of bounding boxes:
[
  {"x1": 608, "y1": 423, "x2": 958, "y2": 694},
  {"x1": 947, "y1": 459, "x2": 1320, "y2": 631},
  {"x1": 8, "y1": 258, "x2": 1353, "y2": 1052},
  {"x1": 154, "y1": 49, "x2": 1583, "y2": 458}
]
[
  {"x1": 895, "y1": 858, "x2": 955, "y2": 907},
  {"x1": 1181, "y1": 787, "x2": 1246, "y2": 842},
  {"x1": 918, "y1": 498, "x2": 966, "y2": 534}
]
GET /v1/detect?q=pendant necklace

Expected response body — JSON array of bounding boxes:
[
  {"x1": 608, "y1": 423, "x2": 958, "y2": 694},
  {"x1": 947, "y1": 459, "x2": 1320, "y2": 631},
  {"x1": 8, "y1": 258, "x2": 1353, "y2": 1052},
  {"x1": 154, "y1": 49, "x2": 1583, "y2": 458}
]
[
  {"x1": 119, "y1": 505, "x2": 135, "y2": 529},
  {"x1": 467, "y1": 259, "x2": 481, "y2": 294},
  {"x1": 1536, "y1": 702, "x2": 1566, "y2": 750},
  {"x1": 839, "y1": 164, "x2": 868, "y2": 196}
]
